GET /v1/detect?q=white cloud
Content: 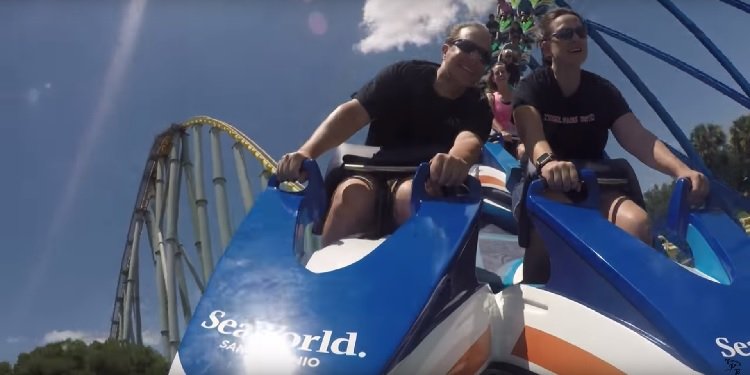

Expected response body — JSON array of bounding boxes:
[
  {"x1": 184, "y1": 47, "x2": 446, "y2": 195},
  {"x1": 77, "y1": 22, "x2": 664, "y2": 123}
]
[
  {"x1": 461, "y1": 0, "x2": 496, "y2": 16},
  {"x1": 26, "y1": 88, "x2": 41, "y2": 105},
  {"x1": 5, "y1": 336, "x2": 26, "y2": 344},
  {"x1": 42, "y1": 330, "x2": 107, "y2": 345},
  {"x1": 23, "y1": 82, "x2": 52, "y2": 105},
  {"x1": 356, "y1": 0, "x2": 493, "y2": 53}
]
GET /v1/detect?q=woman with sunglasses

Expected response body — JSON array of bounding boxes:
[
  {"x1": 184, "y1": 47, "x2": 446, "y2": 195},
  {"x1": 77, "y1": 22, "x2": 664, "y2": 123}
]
[
  {"x1": 277, "y1": 22, "x2": 493, "y2": 247},
  {"x1": 511, "y1": 9, "x2": 710, "y2": 283}
]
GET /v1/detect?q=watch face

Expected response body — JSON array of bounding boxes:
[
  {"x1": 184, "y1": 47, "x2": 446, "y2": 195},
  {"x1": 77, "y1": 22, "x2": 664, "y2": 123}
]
[
  {"x1": 535, "y1": 153, "x2": 554, "y2": 171},
  {"x1": 536, "y1": 153, "x2": 550, "y2": 165}
]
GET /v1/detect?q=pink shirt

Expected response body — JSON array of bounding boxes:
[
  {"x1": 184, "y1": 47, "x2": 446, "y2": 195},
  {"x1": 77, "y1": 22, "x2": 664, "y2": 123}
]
[{"x1": 491, "y1": 92, "x2": 516, "y2": 134}]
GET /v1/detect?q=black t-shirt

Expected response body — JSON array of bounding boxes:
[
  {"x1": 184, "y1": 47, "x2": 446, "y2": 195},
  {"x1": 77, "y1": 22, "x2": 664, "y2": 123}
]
[
  {"x1": 512, "y1": 67, "x2": 631, "y2": 160},
  {"x1": 354, "y1": 60, "x2": 493, "y2": 154}
]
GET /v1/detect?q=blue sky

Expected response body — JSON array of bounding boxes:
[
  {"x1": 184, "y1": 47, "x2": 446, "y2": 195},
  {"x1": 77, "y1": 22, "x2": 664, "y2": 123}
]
[{"x1": 1, "y1": 0, "x2": 748, "y2": 363}]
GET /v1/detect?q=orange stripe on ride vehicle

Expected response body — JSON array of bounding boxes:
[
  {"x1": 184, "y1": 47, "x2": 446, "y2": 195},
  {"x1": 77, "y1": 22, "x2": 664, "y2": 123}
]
[
  {"x1": 478, "y1": 175, "x2": 506, "y2": 189},
  {"x1": 448, "y1": 326, "x2": 492, "y2": 375},
  {"x1": 512, "y1": 326, "x2": 624, "y2": 375}
]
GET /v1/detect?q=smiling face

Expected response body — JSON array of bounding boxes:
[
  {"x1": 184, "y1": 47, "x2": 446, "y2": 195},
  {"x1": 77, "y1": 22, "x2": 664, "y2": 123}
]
[
  {"x1": 441, "y1": 25, "x2": 492, "y2": 87},
  {"x1": 541, "y1": 13, "x2": 588, "y2": 68},
  {"x1": 491, "y1": 63, "x2": 508, "y2": 85}
]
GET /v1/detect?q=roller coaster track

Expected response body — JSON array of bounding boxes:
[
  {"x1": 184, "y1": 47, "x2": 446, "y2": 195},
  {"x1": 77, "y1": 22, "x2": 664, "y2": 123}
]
[{"x1": 108, "y1": 116, "x2": 300, "y2": 359}]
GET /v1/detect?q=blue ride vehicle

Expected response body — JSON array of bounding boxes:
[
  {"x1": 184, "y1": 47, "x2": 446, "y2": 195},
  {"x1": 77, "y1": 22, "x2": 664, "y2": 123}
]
[{"x1": 168, "y1": 137, "x2": 750, "y2": 374}]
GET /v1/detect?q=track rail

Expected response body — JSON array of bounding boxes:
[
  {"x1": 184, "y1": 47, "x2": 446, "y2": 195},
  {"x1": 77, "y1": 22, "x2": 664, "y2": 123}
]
[{"x1": 108, "y1": 116, "x2": 299, "y2": 358}]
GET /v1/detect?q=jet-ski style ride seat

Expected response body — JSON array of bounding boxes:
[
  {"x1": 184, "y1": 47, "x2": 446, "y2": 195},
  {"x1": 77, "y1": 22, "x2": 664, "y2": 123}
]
[
  {"x1": 170, "y1": 139, "x2": 750, "y2": 374},
  {"x1": 170, "y1": 155, "x2": 493, "y2": 374},
  {"x1": 516, "y1": 158, "x2": 645, "y2": 248},
  {"x1": 522, "y1": 163, "x2": 750, "y2": 373},
  {"x1": 320, "y1": 143, "x2": 467, "y2": 239},
  {"x1": 570, "y1": 158, "x2": 645, "y2": 208},
  {"x1": 321, "y1": 143, "x2": 520, "y2": 294}
]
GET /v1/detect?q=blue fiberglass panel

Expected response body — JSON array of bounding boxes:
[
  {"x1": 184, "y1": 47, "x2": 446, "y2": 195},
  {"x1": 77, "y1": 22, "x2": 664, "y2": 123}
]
[
  {"x1": 686, "y1": 221, "x2": 730, "y2": 285},
  {"x1": 527, "y1": 192, "x2": 750, "y2": 374},
  {"x1": 687, "y1": 211, "x2": 750, "y2": 284},
  {"x1": 174, "y1": 185, "x2": 481, "y2": 374},
  {"x1": 482, "y1": 142, "x2": 519, "y2": 175}
]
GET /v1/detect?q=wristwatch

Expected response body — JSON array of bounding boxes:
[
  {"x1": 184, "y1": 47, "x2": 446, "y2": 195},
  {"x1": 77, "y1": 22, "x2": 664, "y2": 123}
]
[{"x1": 534, "y1": 152, "x2": 555, "y2": 172}]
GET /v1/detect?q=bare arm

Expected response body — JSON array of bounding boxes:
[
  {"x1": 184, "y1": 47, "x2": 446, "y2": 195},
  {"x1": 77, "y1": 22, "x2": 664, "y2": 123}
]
[
  {"x1": 298, "y1": 99, "x2": 371, "y2": 158},
  {"x1": 428, "y1": 130, "x2": 486, "y2": 187},
  {"x1": 513, "y1": 105, "x2": 553, "y2": 162},
  {"x1": 611, "y1": 112, "x2": 690, "y2": 178},
  {"x1": 513, "y1": 104, "x2": 581, "y2": 191},
  {"x1": 449, "y1": 130, "x2": 485, "y2": 165}
]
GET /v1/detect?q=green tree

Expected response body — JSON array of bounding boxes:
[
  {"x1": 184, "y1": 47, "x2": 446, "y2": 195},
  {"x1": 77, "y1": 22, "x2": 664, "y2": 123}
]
[
  {"x1": 690, "y1": 123, "x2": 728, "y2": 166},
  {"x1": 644, "y1": 113, "x2": 750, "y2": 217},
  {"x1": 11, "y1": 339, "x2": 168, "y2": 375},
  {"x1": 728, "y1": 114, "x2": 750, "y2": 194},
  {"x1": 729, "y1": 114, "x2": 750, "y2": 159},
  {"x1": 0, "y1": 362, "x2": 13, "y2": 375},
  {"x1": 689, "y1": 123, "x2": 734, "y2": 182},
  {"x1": 87, "y1": 341, "x2": 167, "y2": 375},
  {"x1": 644, "y1": 181, "x2": 675, "y2": 220}
]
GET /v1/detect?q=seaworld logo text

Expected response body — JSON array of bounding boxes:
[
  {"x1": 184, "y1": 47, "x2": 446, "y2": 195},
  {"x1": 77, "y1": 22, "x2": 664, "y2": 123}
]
[
  {"x1": 716, "y1": 337, "x2": 750, "y2": 358},
  {"x1": 201, "y1": 310, "x2": 367, "y2": 358}
]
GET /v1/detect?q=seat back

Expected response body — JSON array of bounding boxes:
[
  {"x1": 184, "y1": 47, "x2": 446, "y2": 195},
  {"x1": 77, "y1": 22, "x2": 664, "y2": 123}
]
[
  {"x1": 324, "y1": 143, "x2": 382, "y2": 199},
  {"x1": 323, "y1": 143, "x2": 450, "y2": 197},
  {"x1": 321, "y1": 143, "x2": 447, "y2": 238},
  {"x1": 172, "y1": 162, "x2": 485, "y2": 375},
  {"x1": 572, "y1": 158, "x2": 645, "y2": 208},
  {"x1": 517, "y1": 158, "x2": 645, "y2": 249}
]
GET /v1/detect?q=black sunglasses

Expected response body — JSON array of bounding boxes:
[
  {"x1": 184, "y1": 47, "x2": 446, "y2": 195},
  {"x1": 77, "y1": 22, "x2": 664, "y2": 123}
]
[
  {"x1": 451, "y1": 39, "x2": 492, "y2": 66},
  {"x1": 551, "y1": 25, "x2": 588, "y2": 41}
]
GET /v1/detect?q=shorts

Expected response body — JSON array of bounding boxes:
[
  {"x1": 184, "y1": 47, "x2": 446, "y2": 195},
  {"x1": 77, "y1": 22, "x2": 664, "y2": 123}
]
[{"x1": 335, "y1": 171, "x2": 413, "y2": 238}]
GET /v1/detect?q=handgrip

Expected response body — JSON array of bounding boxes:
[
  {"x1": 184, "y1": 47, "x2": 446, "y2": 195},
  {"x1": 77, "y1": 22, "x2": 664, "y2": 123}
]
[
  {"x1": 411, "y1": 163, "x2": 481, "y2": 213},
  {"x1": 268, "y1": 159, "x2": 328, "y2": 227},
  {"x1": 268, "y1": 159, "x2": 323, "y2": 190},
  {"x1": 666, "y1": 178, "x2": 692, "y2": 239},
  {"x1": 528, "y1": 169, "x2": 599, "y2": 209}
]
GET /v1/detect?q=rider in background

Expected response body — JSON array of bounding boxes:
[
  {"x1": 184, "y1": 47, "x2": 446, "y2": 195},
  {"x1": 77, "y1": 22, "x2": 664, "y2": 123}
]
[
  {"x1": 497, "y1": 11, "x2": 515, "y2": 44},
  {"x1": 500, "y1": 25, "x2": 531, "y2": 70},
  {"x1": 495, "y1": 48, "x2": 521, "y2": 80},
  {"x1": 497, "y1": 0, "x2": 513, "y2": 18},
  {"x1": 277, "y1": 22, "x2": 493, "y2": 247},
  {"x1": 529, "y1": 0, "x2": 555, "y2": 18},
  {"x1": 486, "y1": 14, "x2": 500, "y2": 41},
  {"x1": 485, "y1": 61, "x2": 524, "y2": 159},
  {"x1": 518, "y1": 11, "x2": 535, "y2": 34},
  {"x1": 511, "y1": 9, "x2": 709, "y2": 283}
]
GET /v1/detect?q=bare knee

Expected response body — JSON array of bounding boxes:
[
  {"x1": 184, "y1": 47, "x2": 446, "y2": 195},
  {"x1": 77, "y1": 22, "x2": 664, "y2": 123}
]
[
  {"x1": 321, "y1": 178, "x2": 376, "y2": 246},
  {"x1": 612, "y1": 202, "x2": 651, "y2": 243},
  {"x1": 322, "y1": 178, "x2": 378, "y2": 246},
  {"x1": 328, "y1": 178, "x2": 377, "y2": 220},
  {"x1": 392, "y1": 179, "x2": 413, "y2": 225}
]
